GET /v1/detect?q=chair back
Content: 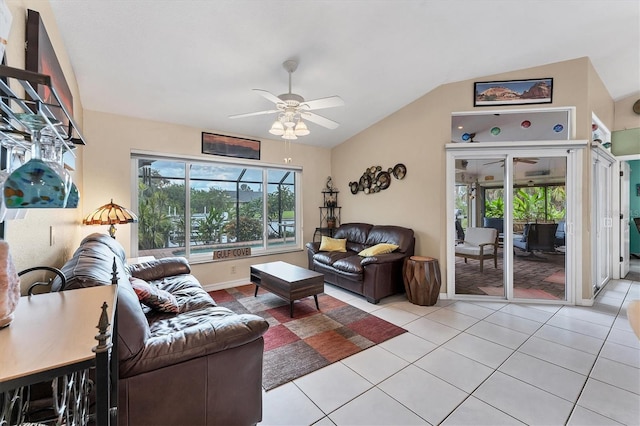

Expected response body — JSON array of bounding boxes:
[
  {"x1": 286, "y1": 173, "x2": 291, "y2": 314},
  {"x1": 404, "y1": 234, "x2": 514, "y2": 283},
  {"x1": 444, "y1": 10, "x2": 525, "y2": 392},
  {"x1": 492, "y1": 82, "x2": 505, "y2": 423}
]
[
  {"x1": 465, "y1": 227, "x2": 497, "y2": 246},
  {"x1": 526, "y1": 223, "x2": 558, "y2": 251},
  {"x1": 483, "y1": 217, "x2": 504, "y2": 234}
]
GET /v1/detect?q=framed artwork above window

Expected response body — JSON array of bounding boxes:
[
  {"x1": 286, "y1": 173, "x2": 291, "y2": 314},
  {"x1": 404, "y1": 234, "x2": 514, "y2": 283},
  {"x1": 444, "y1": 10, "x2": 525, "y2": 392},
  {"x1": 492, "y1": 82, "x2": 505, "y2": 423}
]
[{"x1": 202, "y1": 132, "x2": 260, "y2": 160}]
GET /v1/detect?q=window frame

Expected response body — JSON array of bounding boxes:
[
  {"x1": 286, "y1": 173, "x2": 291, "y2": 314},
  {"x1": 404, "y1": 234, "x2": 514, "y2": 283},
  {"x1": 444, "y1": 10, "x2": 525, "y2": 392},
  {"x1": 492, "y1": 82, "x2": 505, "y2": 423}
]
[{"x1": 130, "y1": 150, "x2": 303, "y2": 263}]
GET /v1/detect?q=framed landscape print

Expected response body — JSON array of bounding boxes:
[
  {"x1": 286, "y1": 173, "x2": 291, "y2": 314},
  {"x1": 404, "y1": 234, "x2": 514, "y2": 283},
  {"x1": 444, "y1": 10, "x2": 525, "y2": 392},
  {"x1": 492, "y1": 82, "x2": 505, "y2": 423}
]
[
  {"x1": 474, "y1": 78, "x2": 553, "y2": 107},
  {"x1": 202, "y1": 132, "x2": 261, "y2": 160}
]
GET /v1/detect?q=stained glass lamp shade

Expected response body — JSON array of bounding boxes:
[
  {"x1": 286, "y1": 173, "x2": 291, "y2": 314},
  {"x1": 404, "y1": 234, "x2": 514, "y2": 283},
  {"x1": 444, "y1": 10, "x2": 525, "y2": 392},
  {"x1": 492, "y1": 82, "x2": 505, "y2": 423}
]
[{"x1": 83, "y1": 199, "x2": 138, "y2": 238}]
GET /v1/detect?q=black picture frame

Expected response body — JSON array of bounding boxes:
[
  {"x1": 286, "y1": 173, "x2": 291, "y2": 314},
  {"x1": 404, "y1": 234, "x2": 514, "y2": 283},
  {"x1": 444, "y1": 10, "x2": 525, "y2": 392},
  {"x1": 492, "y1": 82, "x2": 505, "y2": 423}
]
[
  {"x1": 474, "y1": 78, "x2": 553, "y2": 107},
  {"x1": 25, "y1": 9, "x2": 73, "y2": 128},
  {"x1": 202, "y1": 132, "x2": 260, "y2": 160}
]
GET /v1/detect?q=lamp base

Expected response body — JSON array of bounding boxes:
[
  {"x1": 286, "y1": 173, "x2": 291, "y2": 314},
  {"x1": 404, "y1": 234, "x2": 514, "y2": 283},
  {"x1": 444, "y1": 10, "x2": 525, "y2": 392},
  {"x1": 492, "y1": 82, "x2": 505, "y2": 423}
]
[{"x1": 108, "y1": 224, "x2": 117, "y2": 239}]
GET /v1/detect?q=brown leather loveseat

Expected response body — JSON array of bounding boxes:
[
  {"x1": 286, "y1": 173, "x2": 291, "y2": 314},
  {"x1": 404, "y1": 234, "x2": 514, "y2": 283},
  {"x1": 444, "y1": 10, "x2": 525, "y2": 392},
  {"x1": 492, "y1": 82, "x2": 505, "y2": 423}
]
[
  {"x1": 53, "y1": 233, "x2": 269, "y2": 426},
  {"x1": 306, "y1": 223, "x2": 415, "y2": 303}
]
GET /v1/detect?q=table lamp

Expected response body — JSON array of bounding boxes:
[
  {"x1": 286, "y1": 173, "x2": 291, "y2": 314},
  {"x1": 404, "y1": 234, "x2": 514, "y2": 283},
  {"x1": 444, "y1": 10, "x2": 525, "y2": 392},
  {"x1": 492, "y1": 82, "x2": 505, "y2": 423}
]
[{"x1": 83, "y1": 199, "x2": 138, "y2": 238}]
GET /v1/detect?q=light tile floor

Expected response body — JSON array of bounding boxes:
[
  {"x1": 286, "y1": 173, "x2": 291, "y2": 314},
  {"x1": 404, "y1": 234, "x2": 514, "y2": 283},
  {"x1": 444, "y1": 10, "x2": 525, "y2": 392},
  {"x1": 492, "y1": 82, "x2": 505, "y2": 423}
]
[{"x1": 259, "y1": 265, "x2": 640, "y2": 426}]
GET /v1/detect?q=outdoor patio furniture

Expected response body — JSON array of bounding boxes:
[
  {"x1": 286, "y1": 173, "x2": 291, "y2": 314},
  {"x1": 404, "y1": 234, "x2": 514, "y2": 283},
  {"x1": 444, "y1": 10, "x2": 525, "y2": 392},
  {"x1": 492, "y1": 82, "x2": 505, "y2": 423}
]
[
  {"x1": 513, "y1": 223, "x2": 558, "y2": 257},
  {"x1": 454, "y1": 227, "x2": 498, "y2": 272}
]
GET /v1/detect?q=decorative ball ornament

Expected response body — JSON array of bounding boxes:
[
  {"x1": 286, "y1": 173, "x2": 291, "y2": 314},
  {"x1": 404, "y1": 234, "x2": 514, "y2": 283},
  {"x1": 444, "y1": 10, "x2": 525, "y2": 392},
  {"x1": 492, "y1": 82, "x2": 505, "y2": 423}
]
[
  {"x1": 490, "y1": 127, "x2": 501, "y2": 136},
  {"x1": 521, "y1": 120, "x2": 531, "y2": 128},
  {"x1": 553, "y1": 124, "x2": 564, "y2": 133}
]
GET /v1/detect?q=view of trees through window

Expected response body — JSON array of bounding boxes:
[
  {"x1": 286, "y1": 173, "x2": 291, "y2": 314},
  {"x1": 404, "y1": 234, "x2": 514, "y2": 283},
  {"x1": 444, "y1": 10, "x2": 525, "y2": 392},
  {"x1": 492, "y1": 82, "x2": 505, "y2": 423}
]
[
  {"x1": 485, "y1": 184, "x2": 566, "y2": 221},
  {"x1": 135, "y1": 157, "x2": 297, "y2": 259}
]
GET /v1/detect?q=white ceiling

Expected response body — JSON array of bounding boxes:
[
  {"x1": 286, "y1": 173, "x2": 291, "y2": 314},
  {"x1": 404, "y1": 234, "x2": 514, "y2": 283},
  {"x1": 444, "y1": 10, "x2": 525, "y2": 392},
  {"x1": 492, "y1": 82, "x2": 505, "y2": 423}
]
[{"x1": 49, "y1": 0, "x2": 640, "y2": 149}]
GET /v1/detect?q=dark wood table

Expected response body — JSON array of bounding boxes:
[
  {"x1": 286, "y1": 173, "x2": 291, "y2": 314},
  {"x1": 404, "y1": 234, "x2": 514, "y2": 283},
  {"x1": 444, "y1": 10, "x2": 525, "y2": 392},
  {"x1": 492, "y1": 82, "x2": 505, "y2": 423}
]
[{"x1": 250, "y1": 261, "x2": 325, "y2": 317}]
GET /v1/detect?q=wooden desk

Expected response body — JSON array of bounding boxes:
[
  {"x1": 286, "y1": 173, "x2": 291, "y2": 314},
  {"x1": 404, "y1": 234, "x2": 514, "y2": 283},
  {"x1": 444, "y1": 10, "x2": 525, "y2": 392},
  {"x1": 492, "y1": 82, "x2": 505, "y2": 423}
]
[{"x1": 0, "y1": 285, "x2": 117, "y2": 425}]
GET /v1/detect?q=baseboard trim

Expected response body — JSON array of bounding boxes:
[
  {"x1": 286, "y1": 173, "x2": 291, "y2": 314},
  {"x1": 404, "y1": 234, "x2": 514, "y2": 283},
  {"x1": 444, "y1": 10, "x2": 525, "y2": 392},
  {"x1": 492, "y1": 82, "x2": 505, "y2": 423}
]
[{"x1": 202, "y1": 278, "x2": 250, "y2": 292}]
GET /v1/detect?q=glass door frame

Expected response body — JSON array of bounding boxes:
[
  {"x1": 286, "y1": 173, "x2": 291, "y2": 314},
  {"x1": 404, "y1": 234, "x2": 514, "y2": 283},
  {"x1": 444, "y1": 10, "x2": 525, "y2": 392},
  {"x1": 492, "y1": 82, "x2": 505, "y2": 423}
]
[{"x1": 446, "y1": 140, "x2": 587, "y2": 304}]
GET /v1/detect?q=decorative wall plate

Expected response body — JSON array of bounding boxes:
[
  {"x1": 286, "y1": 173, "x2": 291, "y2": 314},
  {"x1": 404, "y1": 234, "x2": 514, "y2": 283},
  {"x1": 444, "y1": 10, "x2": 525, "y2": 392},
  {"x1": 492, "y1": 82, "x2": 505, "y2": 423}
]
[
  {"x1": 376, "y1": 171, "x2": 391, "y2": 190},
  {"x1": 393, "y1": 163, "x2": 406, "y2": 180},
  {"x1": 349, "y1": 182, "x2": 359, "y2": 194}
]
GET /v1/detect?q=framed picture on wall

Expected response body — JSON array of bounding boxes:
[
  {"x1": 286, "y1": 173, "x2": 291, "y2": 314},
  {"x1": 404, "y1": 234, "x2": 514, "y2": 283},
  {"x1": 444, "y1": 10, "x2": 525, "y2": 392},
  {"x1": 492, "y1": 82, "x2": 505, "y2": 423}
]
[
  {"x1": 474, "y1": 78, "x2": 553, "y2": 107},
  {"x1": 202, "y1": 132, "x2": 261, "y2": 160}
]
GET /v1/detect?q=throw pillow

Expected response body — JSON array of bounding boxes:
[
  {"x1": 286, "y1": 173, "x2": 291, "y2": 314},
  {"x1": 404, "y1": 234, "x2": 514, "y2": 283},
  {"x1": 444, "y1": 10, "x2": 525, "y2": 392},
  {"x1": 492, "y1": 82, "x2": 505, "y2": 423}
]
[
  {"x1": 319, "y1": 236, "x2": 347, "y2": 252},
  {"x1": 358, "y1": 243, "x2": 399, "y2": 257},
  {"x1": 129, "y1": 276, "x2": 180, "y2": 313}
]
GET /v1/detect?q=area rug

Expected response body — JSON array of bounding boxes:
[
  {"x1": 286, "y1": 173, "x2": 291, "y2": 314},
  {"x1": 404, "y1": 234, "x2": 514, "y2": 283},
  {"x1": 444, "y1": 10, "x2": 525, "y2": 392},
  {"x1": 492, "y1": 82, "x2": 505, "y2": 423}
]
[
  {"x1": 479, "y1": 286, "x2": 560, "y2": 300},
  {"x1": 543, "y1": 271, "x2": 566, "y2": 285},
  {"x1": 209, "y1": 285, "x2": 407, "y2": 390}
]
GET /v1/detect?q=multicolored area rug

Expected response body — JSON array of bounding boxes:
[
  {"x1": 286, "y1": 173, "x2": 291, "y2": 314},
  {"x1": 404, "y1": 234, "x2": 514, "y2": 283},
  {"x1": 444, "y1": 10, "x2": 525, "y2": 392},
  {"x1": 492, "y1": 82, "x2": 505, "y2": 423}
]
[{"x1": 209, "y1": 284, "x2": 407, "y2": 390}]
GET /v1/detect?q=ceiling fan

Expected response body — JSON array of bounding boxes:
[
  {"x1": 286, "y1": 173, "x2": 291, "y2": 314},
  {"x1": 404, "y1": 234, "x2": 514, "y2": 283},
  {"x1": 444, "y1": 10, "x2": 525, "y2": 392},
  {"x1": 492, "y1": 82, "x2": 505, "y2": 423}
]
[
  {"x1": 483, "y1": 157, "x2": 539, "y2": 166},
  {"x1": 229, "y1": 60, "x2": 344, "y2": 139}
]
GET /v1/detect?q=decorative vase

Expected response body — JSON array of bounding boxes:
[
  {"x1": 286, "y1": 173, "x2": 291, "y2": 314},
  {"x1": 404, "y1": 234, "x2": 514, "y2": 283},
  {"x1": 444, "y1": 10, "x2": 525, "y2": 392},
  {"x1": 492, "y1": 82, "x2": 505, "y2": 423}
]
[
  {"x1": 327, "y1": 218, "x2": 336, "y2": 229},
  {"x1": 0, "y1": 241, "x2": 20, "y2": 328}
]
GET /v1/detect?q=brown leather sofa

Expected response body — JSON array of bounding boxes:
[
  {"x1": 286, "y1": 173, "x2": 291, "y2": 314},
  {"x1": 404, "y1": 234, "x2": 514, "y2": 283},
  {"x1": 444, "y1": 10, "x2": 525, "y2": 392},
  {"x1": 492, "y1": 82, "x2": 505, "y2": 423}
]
[
  {"x1": 53, "y1": 233, "x2": 269, "y2": 426},
  {"x1": 306, "y1": 223, "x2": 415, "y2": 303}
]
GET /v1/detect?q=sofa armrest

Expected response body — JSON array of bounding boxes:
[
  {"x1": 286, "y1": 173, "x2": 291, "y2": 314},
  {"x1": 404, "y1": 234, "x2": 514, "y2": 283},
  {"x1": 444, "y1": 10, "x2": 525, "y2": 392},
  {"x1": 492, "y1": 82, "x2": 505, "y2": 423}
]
[
  {"x1": 120, "y1": 308, "x2": 269, "y2": 377},
  {"x1": 129, "y1": 257, "x2": 191, "y2": 281},
  {"x1": 306, "y1": 241, "x2": 321, "y2": 254},
  {"x1": 360, "y1": 252, "x2": 407, "y2": 266}
]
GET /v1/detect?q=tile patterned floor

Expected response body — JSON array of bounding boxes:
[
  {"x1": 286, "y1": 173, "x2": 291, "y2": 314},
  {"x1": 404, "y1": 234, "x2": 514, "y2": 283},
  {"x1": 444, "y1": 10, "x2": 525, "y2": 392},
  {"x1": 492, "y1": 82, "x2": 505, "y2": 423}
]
[
  {"x1": 259, "y1": 262, "x2": 640, "y2": 425},
  {"x1": 455, "y1": 247, "x2": 567, "y2": 299}
]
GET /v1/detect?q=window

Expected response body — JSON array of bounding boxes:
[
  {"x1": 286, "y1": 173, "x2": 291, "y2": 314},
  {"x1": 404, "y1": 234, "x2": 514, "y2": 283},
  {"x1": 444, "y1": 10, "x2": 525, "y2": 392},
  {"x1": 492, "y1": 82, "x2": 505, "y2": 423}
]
[{"x1": 133, "y1": 155, "x2": 300, "y2": 261}]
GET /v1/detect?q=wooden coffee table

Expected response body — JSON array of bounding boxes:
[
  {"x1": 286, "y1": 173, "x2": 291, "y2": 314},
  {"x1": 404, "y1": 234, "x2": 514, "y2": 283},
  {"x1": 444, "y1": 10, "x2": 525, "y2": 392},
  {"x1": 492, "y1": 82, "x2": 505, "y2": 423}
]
[{"x1": 250, "y1": 261, "x2": 324, "y2": 317}]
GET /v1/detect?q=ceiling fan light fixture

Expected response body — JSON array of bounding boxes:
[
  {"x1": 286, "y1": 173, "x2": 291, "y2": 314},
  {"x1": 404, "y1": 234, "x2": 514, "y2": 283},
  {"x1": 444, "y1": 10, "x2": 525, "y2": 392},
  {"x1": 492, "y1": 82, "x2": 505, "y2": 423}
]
[
  {"x1": 269, "y1": 120, "x2": 285, "y2": 136},
  {"x1": 282, "y1": 127, "x2": 298, "y2": 140},
  {"x1": 294, "y1": 119, "x2": 310, "y2": 136}
]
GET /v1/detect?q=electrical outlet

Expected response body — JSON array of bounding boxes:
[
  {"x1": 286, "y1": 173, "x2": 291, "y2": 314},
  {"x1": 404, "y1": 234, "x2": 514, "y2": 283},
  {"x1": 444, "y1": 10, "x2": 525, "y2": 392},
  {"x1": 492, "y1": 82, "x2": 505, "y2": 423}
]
[{"x1": 230, "y1": 265, "x2": 237, "y2": 274}]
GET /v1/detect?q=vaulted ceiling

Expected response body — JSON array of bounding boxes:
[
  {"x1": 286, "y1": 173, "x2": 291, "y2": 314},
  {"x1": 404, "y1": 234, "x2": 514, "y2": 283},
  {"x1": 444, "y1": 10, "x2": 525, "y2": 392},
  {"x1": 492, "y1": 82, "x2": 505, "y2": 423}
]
[{"x1": 49, "y1": 0, "x2": 640, "y2": 148}]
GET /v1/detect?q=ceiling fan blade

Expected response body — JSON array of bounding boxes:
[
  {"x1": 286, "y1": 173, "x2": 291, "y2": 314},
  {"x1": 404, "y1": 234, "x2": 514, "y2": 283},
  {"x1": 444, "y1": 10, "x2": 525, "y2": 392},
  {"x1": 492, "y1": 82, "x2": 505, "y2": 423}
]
[
  {"x1": 229, "y1": 109, "x2": 279, "y2": 119},
  {"x1": 483, "y1": 160, "x2": 504, "y2": 166},
  {"x1": 301, "y1": 111, "x2": 340, "y2": 129},
  {"x1": 253, "y1": 89, "x2": 282, "y2": 105},
  {"x1": 301, "y1": 96, "x2": 344, "y2": 111}
]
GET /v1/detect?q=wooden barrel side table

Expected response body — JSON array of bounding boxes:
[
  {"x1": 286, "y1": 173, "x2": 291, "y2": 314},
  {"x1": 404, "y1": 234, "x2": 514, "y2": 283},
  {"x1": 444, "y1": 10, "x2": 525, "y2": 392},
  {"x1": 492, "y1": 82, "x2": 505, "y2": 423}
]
[{"x1": 403, "y1": 256, "x2": 441, "y2": 306}]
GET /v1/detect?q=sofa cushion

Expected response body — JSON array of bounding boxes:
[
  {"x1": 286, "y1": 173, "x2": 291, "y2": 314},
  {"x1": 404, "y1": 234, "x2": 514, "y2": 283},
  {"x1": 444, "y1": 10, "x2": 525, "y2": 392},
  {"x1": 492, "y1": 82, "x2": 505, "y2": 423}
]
[
  {"x1": 153, "y1": 274, "x2": 217, "y2": 313},
  {"x1": 130, "y1": 277, "x2": 180, "y2": 313},
  {"x1": 333, "y1": 223, "x2": 373, "y2": 246},
  {"x1": 358, "y1": 243, "x2": 399, "y2": 257},
  {"x1": 313, "y1": 251, "x2": 353, "y2": 266},
  {"x1": 365, "y1": 226, "x2": 414, "y2": 253},
  {"x1": 128, "y1": 257, "x2": 191, "y2": 281},
  {"x1": 120, "y1": 306, "x2": 269, "y2": 378},
  {"x1": 332, "y1": 255, "x2": 364, "y2": 274},
  {"x1": 319, "y1": 236, "x2": 347, "y2": 252}
]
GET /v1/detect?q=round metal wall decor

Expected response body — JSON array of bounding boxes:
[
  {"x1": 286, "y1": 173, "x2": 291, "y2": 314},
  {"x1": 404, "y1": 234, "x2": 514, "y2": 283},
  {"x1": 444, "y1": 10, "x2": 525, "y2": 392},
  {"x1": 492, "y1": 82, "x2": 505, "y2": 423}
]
[
  {"x1": 349, "y1": 163, "x2": 407, "y2": 195},
  {"x1": 392, "y1": 163, "x2": 406, "y2": 180}
]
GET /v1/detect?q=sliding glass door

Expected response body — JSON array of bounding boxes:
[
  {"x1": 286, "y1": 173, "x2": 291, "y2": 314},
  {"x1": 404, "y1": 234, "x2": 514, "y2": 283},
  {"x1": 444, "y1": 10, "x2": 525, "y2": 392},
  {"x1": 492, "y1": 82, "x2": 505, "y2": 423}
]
[
  {"x1": 449, "y1": 148, "x2": 574, "y2": 303},
  {"x1": 454, "y1": 157, "x2": 505, "y2": 297},
  {"x1": 511, "y1": 157, "x2": 567, "y2": 301}
]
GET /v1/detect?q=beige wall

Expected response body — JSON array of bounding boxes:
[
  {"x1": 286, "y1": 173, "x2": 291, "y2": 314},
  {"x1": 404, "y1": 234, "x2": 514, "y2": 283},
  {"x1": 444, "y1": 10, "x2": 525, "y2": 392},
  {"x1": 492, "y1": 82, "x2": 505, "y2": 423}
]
[
  {"x1": 82, "y1": 110, "x2": 331, "y2": 286},
  {"x1": 4, "y1": 0, "x2": 85, "y2": 292},
  {"x1": 612, "y1": 92, "x2": 640, "y2": 157},
  {"x1": 614, "y1": 92, "x2": 640, "y2": 131},
  {"x1": 333, "y1": 57, "x2": 607, "y2": 298}
]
